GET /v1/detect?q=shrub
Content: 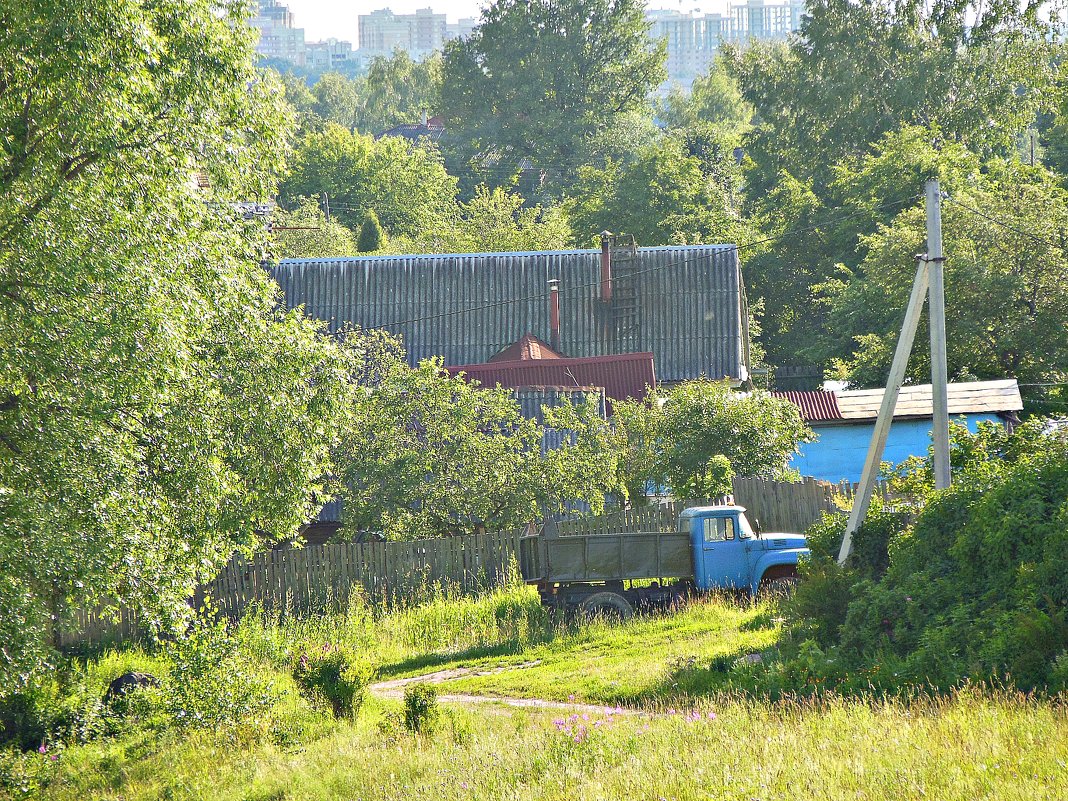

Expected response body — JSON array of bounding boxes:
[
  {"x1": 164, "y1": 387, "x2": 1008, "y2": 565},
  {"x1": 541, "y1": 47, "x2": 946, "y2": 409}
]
[
  {"x1": 402, "y1": 683, "x2": 438, "y2": 734},
  {"x1": 357, "y1": 210, "x2": 386, "y2": 252},
  {"x1": 293, "y1": 645, "x2": 373, "y2": 718},
  {"x1": 163, "y1": 609, "x2": 276, "y2": 731}
]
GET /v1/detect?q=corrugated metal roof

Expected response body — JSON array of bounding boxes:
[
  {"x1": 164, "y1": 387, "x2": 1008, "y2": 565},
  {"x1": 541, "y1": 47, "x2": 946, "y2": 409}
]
[
  {"x1": 833, "y1": 379, "x2": 1023, "y2": 422},
  {"x1": 772, "y1": 390, "x2": 843, "y2": 422},
  {"x1": 269, "y1": 245, "x2": 746, "y2": 382},
  {"x1": 447, "y1": 351, "x2": 656, "y2": 405}
]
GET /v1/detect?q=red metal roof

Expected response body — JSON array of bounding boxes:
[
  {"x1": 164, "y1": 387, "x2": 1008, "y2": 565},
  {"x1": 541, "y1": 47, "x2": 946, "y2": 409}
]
[
  {"x1": 488, "y1": 333, "x2": 563, "y2": 362},
  {"x1": 448, "y1": 351, "x2": 657, "y2": 409},
  {"x1": 771, "y1": 390, "x2": 843, "y2": 423}
]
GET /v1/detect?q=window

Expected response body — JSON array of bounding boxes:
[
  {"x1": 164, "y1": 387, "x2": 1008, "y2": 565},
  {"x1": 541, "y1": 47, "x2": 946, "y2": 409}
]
[{"x1": 703, "y1": 517, "x2": 736, "y2": 542}]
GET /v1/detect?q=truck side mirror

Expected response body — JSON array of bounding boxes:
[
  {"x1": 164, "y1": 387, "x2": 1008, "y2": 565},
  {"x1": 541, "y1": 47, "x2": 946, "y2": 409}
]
[{"x1": 754, "y1": 518, "x2": 762, "y2": 536}]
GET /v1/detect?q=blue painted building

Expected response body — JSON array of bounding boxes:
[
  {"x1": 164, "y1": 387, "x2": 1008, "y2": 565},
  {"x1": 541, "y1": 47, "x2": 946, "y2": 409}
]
[{"x1": 775, "y1": 380, "x2": 1023, "y2": 484}]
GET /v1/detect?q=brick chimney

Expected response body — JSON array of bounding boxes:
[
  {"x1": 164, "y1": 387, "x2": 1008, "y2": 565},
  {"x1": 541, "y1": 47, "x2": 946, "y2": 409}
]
[
  {"x1": 548, "y1": 279, "x2": 561, "y2": 352},
  {"x1": 600, "y1": 231, "x2": 612, "y2": 302}
]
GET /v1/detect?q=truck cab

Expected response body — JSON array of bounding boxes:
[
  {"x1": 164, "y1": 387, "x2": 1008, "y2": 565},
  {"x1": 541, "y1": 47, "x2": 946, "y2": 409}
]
[{"x1": 679, "y1": 506, "x2": 809, "y2": 595}]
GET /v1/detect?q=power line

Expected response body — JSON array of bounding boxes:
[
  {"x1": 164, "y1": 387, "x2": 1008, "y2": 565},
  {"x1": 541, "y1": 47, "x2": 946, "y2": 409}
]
[
  {"x1": 349, "y1": 196, "x2": 919, "y2": 329},
  {"x1": 944, "y1": 195, "x2": 1067, "y2": 251}
]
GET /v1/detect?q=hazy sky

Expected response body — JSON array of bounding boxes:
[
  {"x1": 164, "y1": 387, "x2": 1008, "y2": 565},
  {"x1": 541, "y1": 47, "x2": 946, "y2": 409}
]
[{"x1": 288, "y1": 1, "x2": 713, "y2": 44}]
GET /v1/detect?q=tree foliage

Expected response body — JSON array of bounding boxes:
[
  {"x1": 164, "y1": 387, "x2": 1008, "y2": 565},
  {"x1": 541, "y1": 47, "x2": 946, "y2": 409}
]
[
  {"x1": 614, "y1": 381, "x2": 811, "y2": 501},
  {"x1": 280, "y1": 123, "x2": 458, "y2": 237},
  {"x1": 441, "y1": 0, "x2": 665, "y2": 187},
  {"x1": 816, "y1": 132, "x2": 1068, "y2": 388},
  {"x1": 272, "y1": 197, "x2": 358, "y2": 259},
  {"x1": 392, "y1": 184, "x2": 572, "y2": 254},
  {"x1": 566, "y1": 133, "x2": 746, "y2": 246},
  {"x1": 0, "y1": 0, "x2": 353, "y2": 693},
  {"x1": 357, "y1": 210, "x2": 387, "y2": 253},
  {"x1": 336, "y1": 361, "x2": 622, "y2": 539}
]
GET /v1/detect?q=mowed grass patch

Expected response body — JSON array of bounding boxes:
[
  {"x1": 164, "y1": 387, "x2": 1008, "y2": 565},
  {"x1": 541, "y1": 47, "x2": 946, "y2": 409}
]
[
  {"x1": 40, "y1": 691, "x2": 1068, "y2": 801},
  {"x1": 414, "y1": 594, "x2": 780, "y2": 704}
]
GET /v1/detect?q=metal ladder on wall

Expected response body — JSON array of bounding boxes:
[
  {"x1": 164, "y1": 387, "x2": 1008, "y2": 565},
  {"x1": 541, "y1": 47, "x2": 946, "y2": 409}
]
[{"x1": 608, "y1": 234, "x2": 640, "y2": 354}]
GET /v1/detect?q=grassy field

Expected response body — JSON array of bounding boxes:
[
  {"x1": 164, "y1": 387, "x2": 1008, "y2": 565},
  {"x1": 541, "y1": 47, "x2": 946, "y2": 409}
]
[{"x1": 13, "y1": 586, "x2": 1068, "y2": 801}]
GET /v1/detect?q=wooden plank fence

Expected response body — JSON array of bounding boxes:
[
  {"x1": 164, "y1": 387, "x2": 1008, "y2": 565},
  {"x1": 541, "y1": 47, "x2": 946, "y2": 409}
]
[{"x1": 61, "y1": 476, "x2": 891, "y2": 647}]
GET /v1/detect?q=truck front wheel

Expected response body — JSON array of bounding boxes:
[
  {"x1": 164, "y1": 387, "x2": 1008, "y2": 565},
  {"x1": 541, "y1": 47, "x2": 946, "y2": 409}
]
[{"x1": 577, "y1": 591, "x2": 634, "y2": 621}]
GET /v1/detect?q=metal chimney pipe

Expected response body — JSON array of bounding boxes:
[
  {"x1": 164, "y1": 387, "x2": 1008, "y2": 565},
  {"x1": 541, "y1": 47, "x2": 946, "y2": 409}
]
[
  {"x1": 600, "y1": 231, "x2": 612, "y2": 302},
  {"x1": 548, "y1": 279, "x2": 561, "y2": 351}
]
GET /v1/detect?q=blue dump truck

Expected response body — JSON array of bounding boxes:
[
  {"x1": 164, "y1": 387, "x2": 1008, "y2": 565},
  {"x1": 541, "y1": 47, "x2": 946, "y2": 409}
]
[{"x1": 519, "y1": 505, "x2": 809, "y2": 617}]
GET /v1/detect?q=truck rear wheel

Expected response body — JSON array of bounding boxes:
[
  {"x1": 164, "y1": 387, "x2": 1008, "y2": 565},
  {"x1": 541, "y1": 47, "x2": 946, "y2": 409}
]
[
  {"x1": 758, "y1": 575, "x2": 799, "y2": 600},
  {"x1": 577, "y1": 591, "x2": 634, "y2": 621}
]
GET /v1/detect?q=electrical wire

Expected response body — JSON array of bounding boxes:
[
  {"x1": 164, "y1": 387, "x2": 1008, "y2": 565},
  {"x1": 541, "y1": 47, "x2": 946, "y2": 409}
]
[{"x1": 943, "y1": 195, "x2": 1067, "y2": 251}]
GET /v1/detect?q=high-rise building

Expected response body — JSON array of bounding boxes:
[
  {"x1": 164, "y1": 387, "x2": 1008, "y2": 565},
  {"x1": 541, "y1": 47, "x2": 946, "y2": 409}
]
[
  {"x1": 445, "y1": 17, "x2": 477, "y2": 42},
  {"x1": 646, "y1": 1, "x2": 806, "y2": 87},
  {"x1": 252, "y1": 0, "x2": 306, "y2": 66},
  {"x1": 306, "y1": 38, "x2": 355, "y2": 70},
  {"x1": 358, "y1": 8, "x2": 447, "y2": 58}
]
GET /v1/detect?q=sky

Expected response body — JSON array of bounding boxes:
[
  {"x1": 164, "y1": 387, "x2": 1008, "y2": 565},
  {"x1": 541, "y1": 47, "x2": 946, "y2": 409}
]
[{"x1": 287, "y1": 1, "x2": 728, "y2": 45}]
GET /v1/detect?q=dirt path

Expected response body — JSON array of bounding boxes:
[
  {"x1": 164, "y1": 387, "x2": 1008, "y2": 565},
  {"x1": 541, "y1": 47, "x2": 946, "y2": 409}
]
[{"x1": 368, "y1": 662, "x2": 637, "y2": 715}]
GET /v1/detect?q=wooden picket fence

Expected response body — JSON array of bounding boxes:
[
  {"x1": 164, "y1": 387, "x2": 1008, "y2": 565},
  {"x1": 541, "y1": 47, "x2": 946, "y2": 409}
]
[
  {"x1": 61, "y1": 526, "x2": 526, "y2": 648},
  {"x1": 61, "y1": 476, "x2": 889, "y2": 647}
]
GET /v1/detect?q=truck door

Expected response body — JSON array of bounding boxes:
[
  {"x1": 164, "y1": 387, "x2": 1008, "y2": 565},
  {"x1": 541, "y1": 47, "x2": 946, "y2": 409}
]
[{"x1": 698, "y1": 514, "x2": 752, "y2": 590}]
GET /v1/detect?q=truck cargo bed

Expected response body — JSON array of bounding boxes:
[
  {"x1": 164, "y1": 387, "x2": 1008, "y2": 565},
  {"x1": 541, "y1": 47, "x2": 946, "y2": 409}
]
[{"x1": 519, "y1": 529, "x2": 694, "y2": 584}]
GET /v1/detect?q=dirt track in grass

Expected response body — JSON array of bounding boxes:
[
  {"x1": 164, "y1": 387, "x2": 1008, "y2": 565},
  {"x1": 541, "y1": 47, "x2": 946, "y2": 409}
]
[{"x1": 368, "y1": 661, "x2": 640, "y2": 715}]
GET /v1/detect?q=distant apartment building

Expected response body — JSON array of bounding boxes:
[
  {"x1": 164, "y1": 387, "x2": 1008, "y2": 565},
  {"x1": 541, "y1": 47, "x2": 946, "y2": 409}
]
[
  {"x1": 358, "y1": 8, "x2": 447, "y2": 58},
  {"x1": 647, "y1": 0, "x2": 805, "y2": 87},
  {"x1": 445, "y1": 17, "x2": 477, "y2": 41},
  {"x1": 252, "y1": 0, "x2": 306, "y2": 66},
  {"x1": 306, "y1": 38, "x2": 355, "y2": 70}
]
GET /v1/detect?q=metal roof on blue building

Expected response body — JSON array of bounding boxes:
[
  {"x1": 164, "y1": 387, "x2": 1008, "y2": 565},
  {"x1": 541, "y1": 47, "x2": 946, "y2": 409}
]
[{"x1": 269, "y1": 245, "x2": 749, "y2": 383}]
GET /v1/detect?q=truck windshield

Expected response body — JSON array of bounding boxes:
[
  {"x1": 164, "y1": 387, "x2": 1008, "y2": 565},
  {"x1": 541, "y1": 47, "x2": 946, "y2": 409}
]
[{"x1": 738, "y1": 514, "x2": 755, "y2": 538}]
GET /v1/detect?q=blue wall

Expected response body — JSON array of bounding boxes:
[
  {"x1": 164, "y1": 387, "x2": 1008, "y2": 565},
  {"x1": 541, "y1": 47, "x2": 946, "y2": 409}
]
[{"x1": 792, "y1": 414, "x2": 1004, "y2": 483}]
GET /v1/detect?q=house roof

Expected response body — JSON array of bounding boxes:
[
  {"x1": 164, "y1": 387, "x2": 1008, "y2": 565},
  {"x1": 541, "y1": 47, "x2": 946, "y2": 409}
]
[
  {"x1": 376, "y1": 120, "x2": 445, "y2": 143},
  {"x1": 270, "y1": 245, "x2": 747, "y2": 382},
  {"x1": 489, "y1": 333, "x2": 562, "y2": 362},
  {"x1": 447, "y1": 351, "x2": 656, "y2": 406},
  {"x1": 771, "y1": 390, "x2": 843, "y2": 423},
  {"x1": 830, "y1": 379, "x2": 1023, "y2": 423}
]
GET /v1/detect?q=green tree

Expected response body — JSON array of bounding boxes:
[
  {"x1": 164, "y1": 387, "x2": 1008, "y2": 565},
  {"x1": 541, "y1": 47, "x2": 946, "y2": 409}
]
[
  {"x1": 336, "y1": 361, "x2": 621, "y2": 539},
  {"x1": 356, "y1": 51, "x2": 442, "y2": 135},
  {"x1": 819, "y1": 153, "x2": 1068, "y2": 389},
  {"x1": 657, "y1": 63, "x2": 752, "y2": 134},
  {"x1": 728, "y1": 0, "x2": 1055, "y2": 196},
  {"x1": 658, "y1": 381, "x2": 811, "y2": 488},
  {"x1": 273, "y1": 197, "x2": 358, "y2": 258},
  {"x1": 441, "y1": 0, "x2": 665, "y2": 188},
  {"x1": 0, "y1": 0, "x2": 352, "y2": 692},
  {"x1": 311, "y1": 71, "x2": 361, "y2": 129},
  {"x1": 357, "y1": 210, "x2": 387, "y2": 253},
  {"x1": 392, "y1": 185, "x2": 572, "y2": 253},
  {"x1": 280, "y1": 123, "x2": 458, "y2": 237},
  {"x1": 566, "y1": 134, "x2": 747, "y2": 246}
]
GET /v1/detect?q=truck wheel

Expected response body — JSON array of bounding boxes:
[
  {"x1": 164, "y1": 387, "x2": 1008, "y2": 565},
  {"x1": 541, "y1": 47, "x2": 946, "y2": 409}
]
[
  {"x1": 577, "y1": 591, "x2": 634, "y2": 621},
  {"x1": 758, "y1": 576, "x2": 799, "y2": 600}
]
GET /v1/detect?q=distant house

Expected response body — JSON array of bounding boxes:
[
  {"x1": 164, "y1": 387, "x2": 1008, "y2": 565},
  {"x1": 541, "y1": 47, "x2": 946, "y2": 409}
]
[
  {"x1": 269, "y1": 244, "x2": 751, "y2": 384},
  {"x1": 376, "y1": 112, "x2": 445, "y2": 144},
  {"x1": 777, "y1": 380, "x2": 1024, "y2": 483}
]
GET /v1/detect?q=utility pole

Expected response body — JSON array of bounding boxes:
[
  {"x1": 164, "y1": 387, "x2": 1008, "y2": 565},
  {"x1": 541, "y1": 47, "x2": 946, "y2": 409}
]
[
  {"x1": 926, "y1": 179, "x2": 951, "y2": 490},
  {"x1": 321, "y1": 191, "x2": 331, "y2": 223},
  {"x1": 1030, "y1": 130, "x2": 1036, "y2": 168},
  {"x1": 838, "y1": 256, "x2": 930, "y2": 565}
]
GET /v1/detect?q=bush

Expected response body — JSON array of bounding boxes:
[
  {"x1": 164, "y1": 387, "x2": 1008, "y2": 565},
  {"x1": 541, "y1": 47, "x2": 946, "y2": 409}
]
[
  {"x1": 293, "y1": 645, "x2": 373, "y2": 718},
  {"x1": 402, "y1": 683, "x2": 438, "y2": 734},
  {"x1": 357, "y1": 210, "x2": 386, "y2": 252},
  {"x1": 789, "y1": 432, "x2": 1068, "y2": 693},
  {"x1": 163, "y1": 610, "x2": 276, "y2": 731}
]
